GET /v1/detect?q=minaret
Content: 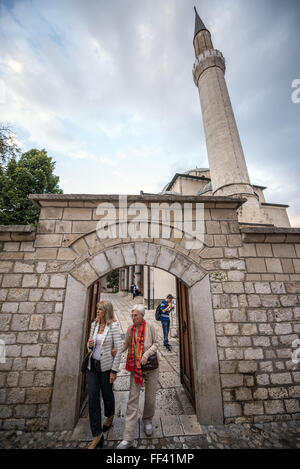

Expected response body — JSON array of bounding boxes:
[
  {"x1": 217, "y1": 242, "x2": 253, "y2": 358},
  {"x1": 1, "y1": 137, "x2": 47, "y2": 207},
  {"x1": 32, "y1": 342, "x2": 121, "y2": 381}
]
[{"x1": 192, "y1": 7, "x2": 268, "y2": 224}]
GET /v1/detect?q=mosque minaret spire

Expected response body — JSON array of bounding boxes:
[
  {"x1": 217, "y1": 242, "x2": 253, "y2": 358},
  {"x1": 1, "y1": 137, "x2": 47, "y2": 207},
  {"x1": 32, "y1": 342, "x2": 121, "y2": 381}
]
[{"x1": 192, "y1": 7, "x2": 268, "y2": 223}]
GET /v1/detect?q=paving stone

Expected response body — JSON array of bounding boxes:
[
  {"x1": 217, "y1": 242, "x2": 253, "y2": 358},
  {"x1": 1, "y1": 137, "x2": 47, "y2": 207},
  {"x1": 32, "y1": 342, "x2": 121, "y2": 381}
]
[
  {"x1": 161, "y1": 415, "x2": 184, "y2": 437},
  {"x1": 179, "y1": 414, "x2": 203, "y2": 435}
]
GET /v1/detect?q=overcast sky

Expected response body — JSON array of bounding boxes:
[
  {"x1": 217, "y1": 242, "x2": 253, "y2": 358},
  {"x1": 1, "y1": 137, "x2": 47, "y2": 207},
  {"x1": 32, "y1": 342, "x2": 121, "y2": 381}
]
[{"x1": 0, "y1": 0, "x2": 299, "y2": 225}]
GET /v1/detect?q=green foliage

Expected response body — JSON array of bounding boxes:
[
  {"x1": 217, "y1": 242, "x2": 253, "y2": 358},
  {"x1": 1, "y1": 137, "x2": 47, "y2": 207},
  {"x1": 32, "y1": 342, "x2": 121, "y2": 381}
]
[
  {"x1": 106, "y1": 269, "x2": 119, "y2": 289},
  {"x1": 0, "y1": 148, "x2": 63, "y2": 225},
  {"x1": 0, "y1": 124, "x2": 20, "y2": 162}
]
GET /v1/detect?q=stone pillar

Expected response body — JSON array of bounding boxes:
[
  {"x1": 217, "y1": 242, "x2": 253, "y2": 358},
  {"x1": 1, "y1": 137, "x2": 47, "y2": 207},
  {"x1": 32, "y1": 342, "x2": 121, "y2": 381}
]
[
  {"x1": 124, "y1": 268, "x2": 129, "y2": 291},
  {"x1": 134, "y1": 265, "x2": 141, "y2": 290},
  {"x1": 192, "y1": 12, "x2": 269, "y2": 224},
  {"x1": 128, "y1": 266, "x2": 134, "y2": 291}
]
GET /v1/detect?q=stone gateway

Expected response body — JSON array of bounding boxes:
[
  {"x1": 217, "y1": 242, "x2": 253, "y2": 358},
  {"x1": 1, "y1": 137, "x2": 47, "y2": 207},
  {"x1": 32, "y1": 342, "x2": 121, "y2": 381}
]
[{"x1": 0, "y1": 8, "x2": 299, "y2": 432}]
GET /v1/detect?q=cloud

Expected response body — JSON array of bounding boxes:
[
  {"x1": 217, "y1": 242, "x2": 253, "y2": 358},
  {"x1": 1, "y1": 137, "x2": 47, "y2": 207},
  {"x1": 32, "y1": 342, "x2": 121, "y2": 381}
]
[{"x1": 0, "y1": 0, "x2": 299, "y2": 225}]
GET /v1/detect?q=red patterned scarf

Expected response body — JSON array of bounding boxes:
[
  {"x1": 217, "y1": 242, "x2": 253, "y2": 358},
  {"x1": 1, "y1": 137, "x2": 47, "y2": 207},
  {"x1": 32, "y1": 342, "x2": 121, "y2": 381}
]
[{"x1": 125, "y1": 319, "x2": 146, "y2": 385}]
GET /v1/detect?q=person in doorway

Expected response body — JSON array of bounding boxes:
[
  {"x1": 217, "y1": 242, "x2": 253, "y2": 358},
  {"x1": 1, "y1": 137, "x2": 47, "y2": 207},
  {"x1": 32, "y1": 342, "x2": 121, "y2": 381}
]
[
  {"x1": 86, "y1": 300, "x2": 122, "y2": 449},
  {"x1": 130, "y1": 282, "x2": 134, "y2": 297},
  {"x1": 117, "y1": 304, "x2": 159, "y2": 449},
  {"x1": 159, "y1": 294, "x2": 174, "y2": 352}
]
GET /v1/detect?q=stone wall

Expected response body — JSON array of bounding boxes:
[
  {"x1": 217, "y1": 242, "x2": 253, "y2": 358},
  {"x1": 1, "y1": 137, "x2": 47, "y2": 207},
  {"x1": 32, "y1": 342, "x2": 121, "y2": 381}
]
[
  {"x1": 0, "y1": 195, "x2": 299, "y2": 430},
  {"x1": 208, "y1": 227, "x2": 300, "y2": 424}
]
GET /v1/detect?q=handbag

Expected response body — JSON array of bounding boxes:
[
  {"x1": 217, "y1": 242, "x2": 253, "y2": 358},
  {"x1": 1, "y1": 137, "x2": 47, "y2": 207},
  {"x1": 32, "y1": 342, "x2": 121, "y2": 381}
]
[
  {"x1": 81, "y1": 321, "x2": 97, "y2": 373},
  {"x1": 81, "y1": 351, "x2": 91, "y2": 373},
  {"x1": 141, "y1": 352, "x2": 159, "y2": 372}
]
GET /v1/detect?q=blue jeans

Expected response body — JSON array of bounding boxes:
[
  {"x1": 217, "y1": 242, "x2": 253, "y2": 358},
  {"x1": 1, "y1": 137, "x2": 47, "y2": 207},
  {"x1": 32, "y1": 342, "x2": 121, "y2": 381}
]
[
  {"x1": 87, "y1": 358, "x2": 115, "y2": 436},
  {"x1": 161, "y1": 319, "x2": 170, "y2": 347}
]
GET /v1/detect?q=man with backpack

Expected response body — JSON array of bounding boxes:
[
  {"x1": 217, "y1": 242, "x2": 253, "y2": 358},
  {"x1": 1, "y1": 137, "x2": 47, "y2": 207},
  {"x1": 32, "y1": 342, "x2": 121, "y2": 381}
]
[{"x1": 156, "y1": 294, "x2": 174, "y2": 352}]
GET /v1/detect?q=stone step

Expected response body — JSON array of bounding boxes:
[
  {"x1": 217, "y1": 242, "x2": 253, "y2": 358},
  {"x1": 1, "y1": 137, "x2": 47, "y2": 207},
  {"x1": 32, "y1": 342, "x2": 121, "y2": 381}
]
[{"x1": 71, "y1": 414, "x2": 203, "y2": 441}]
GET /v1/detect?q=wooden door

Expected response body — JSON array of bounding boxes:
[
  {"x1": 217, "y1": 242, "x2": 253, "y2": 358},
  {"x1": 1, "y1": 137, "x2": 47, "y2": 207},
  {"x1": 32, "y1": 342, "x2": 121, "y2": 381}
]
[
  {"x1": 176, "y1": 278, "x2": 195, "y2": 409},
  {"x1": 79, "y1": 279, "x2": 101, "y2": 413}
]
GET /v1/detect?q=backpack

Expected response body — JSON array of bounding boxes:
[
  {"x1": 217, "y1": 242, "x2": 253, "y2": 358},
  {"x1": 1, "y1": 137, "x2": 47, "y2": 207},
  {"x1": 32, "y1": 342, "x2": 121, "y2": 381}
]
[{"x1": 155, "y1": 304, "x2": 161, "y2": 321}]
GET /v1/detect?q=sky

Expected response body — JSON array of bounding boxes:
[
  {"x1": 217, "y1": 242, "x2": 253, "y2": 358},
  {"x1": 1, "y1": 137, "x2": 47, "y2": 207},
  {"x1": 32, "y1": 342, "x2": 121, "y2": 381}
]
[{"x1": 0, "y1": 0, "x2": 299, "y2": 226}]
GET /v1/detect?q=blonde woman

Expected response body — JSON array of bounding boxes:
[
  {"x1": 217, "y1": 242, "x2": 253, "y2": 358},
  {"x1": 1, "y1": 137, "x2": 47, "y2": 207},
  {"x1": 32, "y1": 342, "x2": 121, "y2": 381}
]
[{"x1": 86, "y1": 300, "x2": 122, "y2": 450}]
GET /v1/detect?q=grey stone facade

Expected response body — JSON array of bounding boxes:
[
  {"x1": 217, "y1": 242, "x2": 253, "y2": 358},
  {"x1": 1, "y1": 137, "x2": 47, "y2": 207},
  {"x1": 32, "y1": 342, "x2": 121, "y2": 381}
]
[{"x1": 0, "y1": 194, "x2": 299, "y2": 431}]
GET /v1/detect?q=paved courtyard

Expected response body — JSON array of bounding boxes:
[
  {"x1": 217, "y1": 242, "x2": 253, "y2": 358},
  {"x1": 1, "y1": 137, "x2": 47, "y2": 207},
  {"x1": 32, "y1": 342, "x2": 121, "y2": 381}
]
[{"x1": 0, "y1": 292, "x2": 299, "y2": 449}]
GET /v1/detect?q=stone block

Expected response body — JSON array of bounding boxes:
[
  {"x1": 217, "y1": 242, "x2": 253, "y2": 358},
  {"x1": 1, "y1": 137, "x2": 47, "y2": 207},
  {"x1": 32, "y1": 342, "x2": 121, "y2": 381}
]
[
  {"x1": 41, "y1": 344, "x2": 57, "y2": 357},
  {"x1": 244, "y1": 402, "x2": 264, "y2": 415},
  {"x1": 244, "y1": 348, "x2": 263, "y2": 359},
  {"x1": 280, "y1": 295, "x2": 298, "y2": 307},
  {"x1": 274, "y1": 323, "x2": 292, "y2": 335},
  {"x1": 34, "y1": 248, "x2": 58, "y2": 260},
  {"x1": 63, "y1": 208, "x2": 92, "y2": 220},
  {"x1": 22, "y1": 274, "x2": 38, "y2": 288},
  {"x1": 6, "y1": 388, "x2": 25, "y2": 404},
  {"x1": 29, "y1": 315, "x2": 44, "y2": 330},
  {"x1": 261, "y1": 295, "x2": 280, "y2": 307},
  {"x1": 224, "y1": 403, "x2": 242, "y2": 417},
  {"x1": 284, "y1": 399, "x2": 300, "y2": 413},
  {"x1": 255, "y1": 243, "x2": 273, "y2": 257},
  {"x1": 34, "y1": 371, "x2": 54, "y2": 387},
  {"x1": 42, "y1": 289, "x2": 64, "y2": 301},
  {"x1": 235, "y1": 387, "x2": 252, "y2": 400},
  {"x1": 37, "y1": 220, "x2": 56, "y2": 233},
  {"x1": 0, "y1": 261, "x2": 13, "y2": 273},
  {"x1": 241, "y1": 324, "x2": 257, "y2": 335},
  {"x1": 181, "y1": 263, "x2": 204, "y2": 286},
  {"x1": 223, "y1": 324, "x2": 239, "y2": 335},
  {"x1": 21, "y1": 345, "x2": 41, "y2": 357},
  {"x1": 270, "y1": 373, "x2": 292, "y2": 385},
  {"x1": 273, "y1": 244, "x2": 296, "y2": 258},
  {"x1": 40, "y1": 207, "x2": 63, "y2": 220},
  {"x1": 2, "y1": 274, "x2": 22, "y2": 287},
  {"x1": 245, "y1": 258, "x2": 267, "y2": 273},
  {"x1": 19, "y1": 372, "x2": 35, "y2": 387},
  {"x1": 7, "y1": 288, "x2": 29, "y2": 301},
  {"x1": 16, "y1": 332, "x2": 39, "y2": 344},
  {"x1": 252, "y1": 336, "x2": 270, "y2": 347},
  {"x1": 254, "y1": 282, "x2": 271, "y2": 294},
  {"x1": 221, "y1": 374, "x2": 243, "y2": 387},
  {"x1": 44, "y1": 314, "x2": 62, "y2": 330},
  {"x1": 223, "y1": 282, "x2": 244, "y2": 293},
  {"x1": 72, "y1": 221, "x2": 97, "y2": 233},
  {"x1": 49, "y1": 274, "x2": 67, "y2": 288},
  {"x1": 13, "y1": 262, "x2": 34, "y2": 273},
  {"x1": 264, "y1": 400, "x2": 285, "y2": 414},
  {"x1": 25, "y1": 387, "x2": 52, "y2": 404},
  {"x1": 156, "y1": 246, "x2": 176, "y2": 271},
  {"x1": 265, "y1": 258, "x2": 282, "y2": 273},
  {"x1": 1, "y1": 302, "x2": 18, "y2": 313},
  {"x1": 11, "y1": 315, "x2": 30, "y2": 331},
  {"x1": 27, "y1": 358, "x2": 56, "y2": 371},
  {"x1": 214, "y1": 309, "x2": 231, "y2": 322},
  {"x1": 120, "y1": 243, "x2": 136, "y2": 266}
]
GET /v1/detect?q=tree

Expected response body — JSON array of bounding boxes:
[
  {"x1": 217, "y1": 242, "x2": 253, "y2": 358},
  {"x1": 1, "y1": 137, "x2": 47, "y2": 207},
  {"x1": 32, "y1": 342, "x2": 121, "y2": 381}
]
[
  {"x1": 106, "y1": 270, "x2": 119, "y2": 291},
  {"x1": 0, "y1": 148, "x2": 63, "y2": 225},
  {"x1": 0, "y1": 124, "x2": 20, "y2": 162}
]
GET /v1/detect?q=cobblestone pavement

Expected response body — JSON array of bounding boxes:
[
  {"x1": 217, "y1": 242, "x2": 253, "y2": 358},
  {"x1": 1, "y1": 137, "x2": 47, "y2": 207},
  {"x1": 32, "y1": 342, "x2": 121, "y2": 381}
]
[
  {"x1": 0, "y1": 420, "x2": 299, "y2": 449},
  {"x1": 1, "y1": 293, "x2": 299, "y2": 449}
]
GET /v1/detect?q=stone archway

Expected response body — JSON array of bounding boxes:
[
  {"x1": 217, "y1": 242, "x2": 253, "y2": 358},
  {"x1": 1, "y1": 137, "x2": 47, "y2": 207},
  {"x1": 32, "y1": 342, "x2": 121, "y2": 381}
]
[{"x1": 48, "y1": 240, "x2": 223, "y2": 430}]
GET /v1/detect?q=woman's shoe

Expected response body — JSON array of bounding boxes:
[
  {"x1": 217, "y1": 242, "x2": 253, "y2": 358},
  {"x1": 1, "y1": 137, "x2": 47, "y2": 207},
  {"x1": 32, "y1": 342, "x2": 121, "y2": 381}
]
[
  {"x1": 103, "y1": 415, "x2": 114, "y2": 432},
  {"x1": 88, "y1": 433, "x2": 104, "y2": 450},
  {"x1": 96, "y1": 434, "x2": 104, "y2": 449}
]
